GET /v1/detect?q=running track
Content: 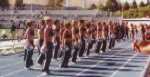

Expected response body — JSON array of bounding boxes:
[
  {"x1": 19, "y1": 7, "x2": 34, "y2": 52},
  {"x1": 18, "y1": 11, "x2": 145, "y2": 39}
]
[{"x1": 0, "y1": 40, "x2": 150, "y2": 77}]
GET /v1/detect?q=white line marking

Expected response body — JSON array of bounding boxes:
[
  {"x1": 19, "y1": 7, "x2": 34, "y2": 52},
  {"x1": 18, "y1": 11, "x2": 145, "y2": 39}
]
[
  {"x1": 0, "y1": 57, "x2": 37, "y2": 77},
  {"x1": 0, "y1": 56, "x2": 37, "y2": 70},
  {"x1": 74, "y1": 61, "x2": 105, "y2": 76},
  {"x1": 0, "y1": 41, "x2": 130, "y2": 77},
  {"x1": 74, "y1": 49, "x2": 124, "y2": 76},
  {"x1": 139, "y1": 56, "x2": 150, "y2": 77},
  {"x1": 110, "y1": 53, "x2": 138, "y2": 77},
  {"x1": 0, "y1": 69, "x2": 24, "y2": 77},
  {"x1": 36, "y1": 73, "x2": 45, "y2": 77},
  {"x1": 0, "y1": 61, "x2": 21, "y2": 69}
]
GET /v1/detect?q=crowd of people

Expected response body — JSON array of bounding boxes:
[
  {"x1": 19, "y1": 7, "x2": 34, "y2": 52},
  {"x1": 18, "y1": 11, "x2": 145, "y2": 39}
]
[{"x1": 23, "y1": 17, "x2": 150, "y2": 75}]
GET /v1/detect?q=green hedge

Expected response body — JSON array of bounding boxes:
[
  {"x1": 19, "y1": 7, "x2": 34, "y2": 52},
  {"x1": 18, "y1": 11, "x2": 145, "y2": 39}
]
[{"x1": 113, "y1": 5, "x2": 150, "y2": 18}]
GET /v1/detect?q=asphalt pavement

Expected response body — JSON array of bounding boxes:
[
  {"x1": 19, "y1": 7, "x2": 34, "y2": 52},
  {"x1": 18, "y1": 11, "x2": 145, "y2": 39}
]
[{"x1": 0, "y1": 40, "x2": 149, "y2": 77}]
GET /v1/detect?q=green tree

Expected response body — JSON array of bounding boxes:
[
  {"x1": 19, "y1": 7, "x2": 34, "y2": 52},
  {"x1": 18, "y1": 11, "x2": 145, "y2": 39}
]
[
  {"x1": 140, "y1": 1, "x2": 146, "y2": 7},
  {"x1": 97, "y1": 4, "x2": 104, "y2": 10},
  {"x1": 0, "y1": 0, "x2": 9, "y2": 8},
  {"x1": 47, "y1": 0, "x2": 64, "y2": 8},
  {"x1": 132, "y1": 0, "x2": 137, "y2": 8},
  {"x1": 56, "y1": 0, "x2": 64, "y2": 7},
  {"x1": 104, "y1": 0, "x2": 112, "y2": 10},
  {"x1": 104, "y1": 0, "x2": 119, "y2": 12},
  {"x1": 117, "y1": 2, "x2": 122, "y2": 11},
  {"x1": 15, "y1": 0, "x2": 24, "y2": 8},
  {"x1": 123, "y1": 1, "x2": 130, "y2": 10},
  {"x1": 89, "y1": 4, "x2": 97, "y2": 10}
]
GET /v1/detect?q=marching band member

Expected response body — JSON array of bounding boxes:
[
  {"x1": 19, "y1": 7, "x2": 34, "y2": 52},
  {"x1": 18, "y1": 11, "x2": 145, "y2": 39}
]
[
  {"x1": 53, "y1": 20, "x2": 61, "y2": 60},
  {"x1": 86, "y1": 22, "x2": 92, "y2": 56},
  {"x1": 95, "y1": 22, "x2": 103, "y2": 54},
  {"x1": 141, "y1": 24, "x2": 146, "y2": 40},
  {"x1": 86, "y1": 22, "x2": 96, "y2": 56},
  {"x1": 20, "y1": 16, "x2": 150, "y2": 75},
  {"x1": 24, "y1": 21, "x2": 35, "y2": 69},
  {"x1": 78, "y1": 20, "x2": 87, "y2": 57},
  {"x1": 37, "y1": 20, "x2": 45, "y2": 66},
  {"x1": 108, "y1": 22, "x2": 116, "y2": 50},
  {"x1": 41, "y1": 17, "x2": 54, "y2": 75},
  {"x1": 72, "y1": 20, "x2": 80, "y2": 63},
  {"x1": 37, "y1": 20, "x2": 45, "y2": 54},
  {"x1": 59, "y1": 21, "x2": 66, "y2": 58},
  {"x1": 61, "y1": 21, "x2": 73, "y2": 68},
  {"x1": 124, "y1": 22, "x2": 129, "y2": 40},
  {"x1": 101, "y1": 22, "x2": 108, "y2": 53},
  {"x1": 133, "y1": 25, "x2": 150, "y2": 53}
]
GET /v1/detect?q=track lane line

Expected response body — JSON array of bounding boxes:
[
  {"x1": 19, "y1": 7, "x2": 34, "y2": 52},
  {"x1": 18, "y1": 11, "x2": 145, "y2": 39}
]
[
  {"x1": 110, "y1": 53, "x2": 138, "y2": 77},
  {"x1": 0, "y1": 42, "x2": 131, "y2": 77},
  {"x1": 139, "y1": 56, "x2": 150, "y2": 77},
  {"x1": 73, "y1": 49, "x2": 126, "y2": 77}
]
